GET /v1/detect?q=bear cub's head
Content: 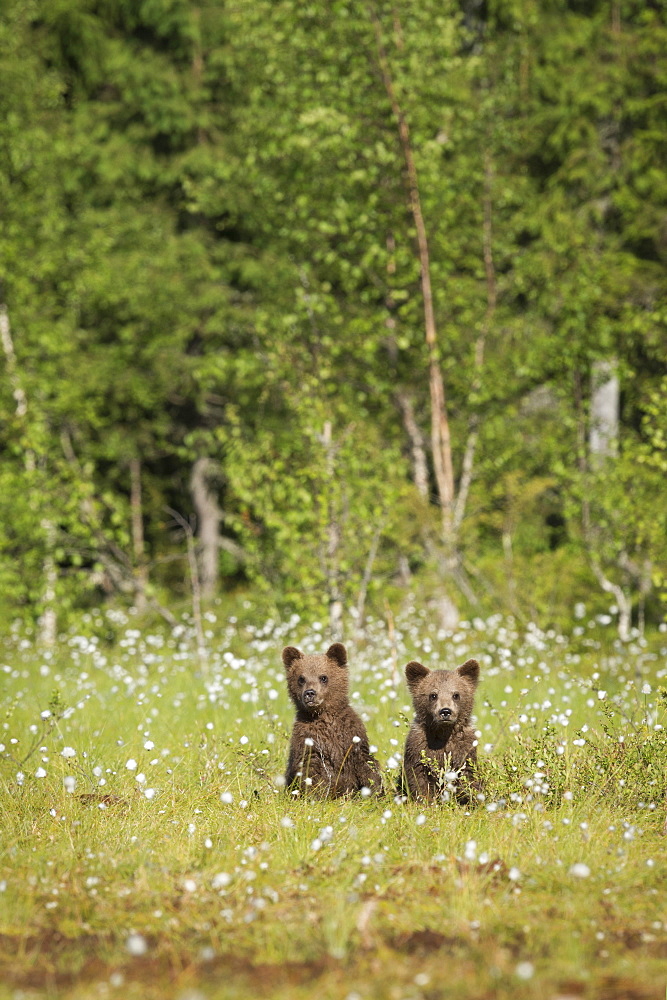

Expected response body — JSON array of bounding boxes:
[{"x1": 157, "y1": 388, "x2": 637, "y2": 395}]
[
  {"x1": 405, "y1": 658, "x2": 480, "y2": 731},
  {"x1": 282, "y1": 642, "x2": 349, "y2": 716}
]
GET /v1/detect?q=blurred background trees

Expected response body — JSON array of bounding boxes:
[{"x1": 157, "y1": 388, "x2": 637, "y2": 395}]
[{"x1": 0, "y1": 0, "x2": 665, "y2": 637}]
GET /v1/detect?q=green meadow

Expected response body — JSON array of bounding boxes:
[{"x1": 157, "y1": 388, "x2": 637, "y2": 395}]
[{"x1": 1, "y1": 606, "x2": 665, "y2": 1000}]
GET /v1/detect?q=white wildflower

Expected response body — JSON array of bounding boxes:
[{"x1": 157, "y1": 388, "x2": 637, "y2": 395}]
[
  {"x1": 126, "y1": 933, "x2": 148, "y2": 956},
  {"x1": 515, "y1": 961, "x2": 534, "y2": 980}
]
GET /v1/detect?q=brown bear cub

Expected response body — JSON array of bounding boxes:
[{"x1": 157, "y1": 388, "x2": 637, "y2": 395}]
[
  {"x1": 282, "y1": 642, "x2": 382, "y2": 798},
  {"x1": 402, "y1": 658, "x2": 481, "y2": 803}
]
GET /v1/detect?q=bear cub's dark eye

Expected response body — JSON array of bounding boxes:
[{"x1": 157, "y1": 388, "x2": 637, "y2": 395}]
[
  {"x1": 298, "y1": 676, "x2": 306, "y2": 685},
  {"x1": 452, "y1": 692, "x2": 460, "y2": 700},
  {"x1": 429, "y1": 692, "x2": 437, "y2": 701},
  {"x1": 320, "y1": 675, "x2": 328, "y2": 684}
]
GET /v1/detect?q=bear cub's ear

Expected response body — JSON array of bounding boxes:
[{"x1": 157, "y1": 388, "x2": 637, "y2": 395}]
[
  {"x1": 456, "y1": 658, "x2": 480, "y2": 686},
  {"x1": 282, "y1": 646, "x2": 303, "y2": 669},
  {"x1": 326, "y1": 642, "x2": 347, "y2": 667},
  {"x1": 405, "y1": 660, "x2": 430, "y2": 687}
]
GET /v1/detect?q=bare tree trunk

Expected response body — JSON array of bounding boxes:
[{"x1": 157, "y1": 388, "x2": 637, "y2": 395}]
[
  {"x1": 370, "y1": 9, "x2": 455, "y2": 539},
  {"x1": 129, "y1": 457, "x2": 148, "y2": 612},
  {"x1": 1, "y1": 304, "x2": 56, "y2": 644},
  {"x1": 454, "y1": 152, "x2": 496, "y2": 532},
  {"x1": 0, "y1": 304, "x2": 29, "y2": 424},
  {"x1": 39, "y1": 519, "x2": 57, "y2": 646},
  {"x1": 589, "y1": 359, "x2": 619, "y2": 463},
  {"x1": 384, "y1": 599, "x2": 399, "y2": 686},
  {"x1": 166, "y1": 507, "x2": 209, "y2": 675},
  {"x1": 574, "y1": 368, "x2": 631, "y2": 640},
  {"x1": 320, "y1": 422, "x2": 343, "y2": 639},
  {"x1": 396, "y1": 392, "x2": 429, "y2": 500},
  {"x1": 590, "y1": 559, "x2": 632, "y2": 641},
  {"x1": 355, "y1": 523, "x2": 384, "y2": 631},
  {"x1": 190, "y1": 457, "x2": 222, "y2": 601},
  {"x1": 611, "y1": 0, "x2": 621, "y2": 35}
]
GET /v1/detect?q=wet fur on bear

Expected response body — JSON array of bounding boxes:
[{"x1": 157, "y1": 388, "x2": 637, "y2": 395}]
[
  {"x1": 402, "y1": 658, "x2": 481, "y2": 803},
  {"x1": 283, "y1": 642, "x2": 382, "y2": 798}
]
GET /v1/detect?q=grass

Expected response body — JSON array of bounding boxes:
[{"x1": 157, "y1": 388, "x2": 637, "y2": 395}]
[{"x1": 1, "y1": 604, "x2": 666, "y2": 999}]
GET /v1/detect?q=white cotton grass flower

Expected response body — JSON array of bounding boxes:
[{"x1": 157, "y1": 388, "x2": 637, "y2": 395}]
[
  {"x1": 220, "y1": 791, "x2": 233, "y2": 804},
  {"x1": 280, "y1": 816, "x2": 294, "y2": 828},
  {"x1": 126, "y1": 933, "x2": 148, "y2": 956},
  {"x1": 183, "y1": 879, "x2": 197, "y2": 893},
  {"x1": 464, "y1": 840, "x2": 477, "y2": 861},
  {"x1": 61, "y1": 747, "x2": 76, "y2": 758},
  {"x1": 64, "y1": 776, "x2": 76, "y2": 793},
  {"x1": 125, "y1": 759, "x2": 137, "y2": 771},
  {"x1": 415, "y1": 814, "x2": 426, "y2": 826},
  {"x1": 143, "y1": 788, "x2": 157, "y2": 800},
  {"x1": 212, "y1": 872, "x2": 231, "y2": 889},
  {"x1": 515, "y1": 961, "x2": 535, "y2": 980},
  {"x1": 508, "y1": 867, "x2": 521, "y2": 882},
  {"x1": 143, "y1": 740, "x2": 154, "y2": 750},
  {"x1": 35, "y1": 767, "x2": 47, "y2": 779},
  {"x1": 570, "y1": 863, "x2": 591, "y2": 878}
]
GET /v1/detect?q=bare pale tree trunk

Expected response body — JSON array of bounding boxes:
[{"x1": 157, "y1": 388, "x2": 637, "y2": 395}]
[
  {"x1": 574, "y1": 369, "x2": 631, "y2": 640},
  {"x1": 589, "y1": 359, "x2": 619, "y2": 463},
  {"x1": 370, "y1": 10, "x2": 455, "y2": 539},
  {"x1": 589, "y1": 560, "x2": 632, "y2": 641},
  {"x1": 190, "y1": 457, "x2": 222, "y2": 601},
  {"x1": 39, "y1": 520, "x2": 57, "y2": 646},
  {"x1": 384, "y1": 599, "x2": 399, "y2": 686},
  {"x1": 166, "y1": 507, "x2": 209, "y2": 675},
  {"x1": 1, "y1": 304, "x2": 56, "y2": 644},
  {"x1": 396, "y1": 392, "x2": 429, "y2": 500},
  {"x1": 129, "y1": 457, "x2": 148, "y2": 612},
  {"x1": 320, "y1": 421, "x2": 343, "y2": 639},
  {"x1": 0, "y1": 305, "x2": 29, "y2": 424}
]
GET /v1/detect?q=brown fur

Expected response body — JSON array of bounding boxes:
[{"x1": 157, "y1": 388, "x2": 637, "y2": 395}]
[
  {"x1": 282, "y1": 642, "x2": 382, "y2": 798},
  {"x1": 402, "y1": 658, "x2": 481, "y2": 803}
]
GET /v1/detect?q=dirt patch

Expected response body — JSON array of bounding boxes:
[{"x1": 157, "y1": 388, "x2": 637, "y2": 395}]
[
  {"x1": 595, "y1": 977, "x2": 664, "y2": 1000},
  {"x1": 392, "y1": 929, "x2": 463, "y2": 955},
  {"x1": 0, "y1": 931, "x2": 332, "y2": 993}
]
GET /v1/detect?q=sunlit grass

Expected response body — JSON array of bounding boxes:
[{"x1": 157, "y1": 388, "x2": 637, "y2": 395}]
[{"x1": 1, "y1": 604, "x2": 666, "y2": 999}]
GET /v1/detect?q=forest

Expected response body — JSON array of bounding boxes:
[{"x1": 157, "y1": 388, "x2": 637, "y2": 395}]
[{"x1": 1, "y1": 0, "x2": 666, "y2": 638}]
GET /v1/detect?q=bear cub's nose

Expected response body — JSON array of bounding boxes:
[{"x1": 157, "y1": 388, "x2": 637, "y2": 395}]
[
  {"x1": 304, "y1": 689, "x2": 317, "y2": 703},
  {"x1": 439, "y1": 707, "x2": 452, "y2": 719}
]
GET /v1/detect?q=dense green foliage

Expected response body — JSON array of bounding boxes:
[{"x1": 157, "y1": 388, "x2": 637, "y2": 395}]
[{"x1": 1, "y1": 0, "x2": 666, "y2": 632}]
